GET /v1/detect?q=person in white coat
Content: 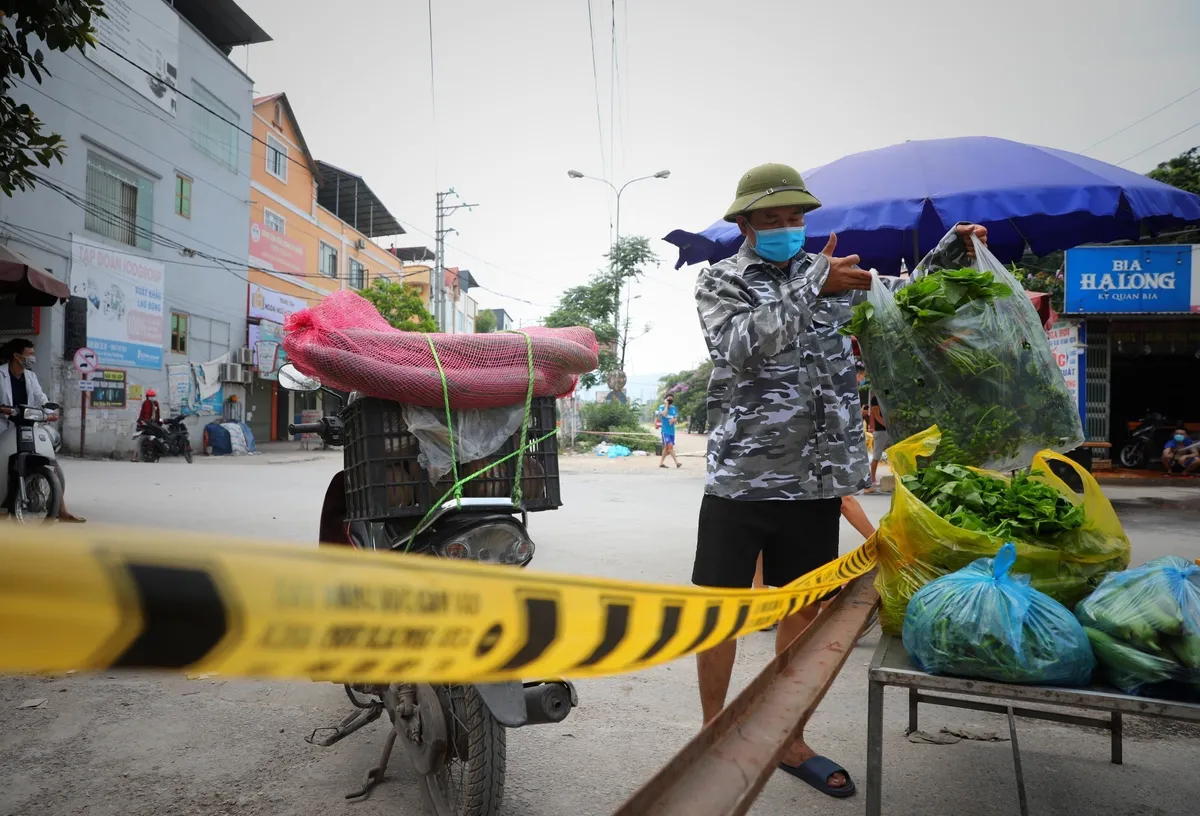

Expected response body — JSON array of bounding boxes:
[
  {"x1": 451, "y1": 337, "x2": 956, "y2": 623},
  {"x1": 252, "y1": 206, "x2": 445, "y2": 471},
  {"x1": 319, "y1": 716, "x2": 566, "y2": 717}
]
[{"x1": 1, "y1": 338, "x2": 85, "y2": 522}]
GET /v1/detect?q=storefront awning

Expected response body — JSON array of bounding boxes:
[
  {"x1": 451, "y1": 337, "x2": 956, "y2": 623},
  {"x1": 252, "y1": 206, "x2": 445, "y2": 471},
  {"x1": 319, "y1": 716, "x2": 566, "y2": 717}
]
[{"x1": 0, "y1": 244, "x2": 69, "y2": 306}]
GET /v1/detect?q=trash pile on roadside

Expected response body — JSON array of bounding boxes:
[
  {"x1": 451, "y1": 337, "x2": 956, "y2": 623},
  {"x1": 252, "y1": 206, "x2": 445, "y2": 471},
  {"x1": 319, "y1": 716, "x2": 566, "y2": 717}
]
[{"x1": 848, "y1": 240, "x2": 1199, "y2": 701}]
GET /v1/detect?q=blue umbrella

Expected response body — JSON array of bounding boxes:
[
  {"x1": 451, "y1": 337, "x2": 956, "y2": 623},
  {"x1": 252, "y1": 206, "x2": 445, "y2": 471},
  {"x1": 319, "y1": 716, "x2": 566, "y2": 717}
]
[{"x1": 664, "y1": 136, "x2": 1200, "y2": 273}]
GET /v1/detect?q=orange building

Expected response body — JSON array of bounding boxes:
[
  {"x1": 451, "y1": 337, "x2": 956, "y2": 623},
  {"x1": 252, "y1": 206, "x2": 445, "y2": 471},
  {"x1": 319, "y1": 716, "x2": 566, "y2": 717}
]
[{"x1": 245, "y1": 93, "x2": 410, "y2": 441}]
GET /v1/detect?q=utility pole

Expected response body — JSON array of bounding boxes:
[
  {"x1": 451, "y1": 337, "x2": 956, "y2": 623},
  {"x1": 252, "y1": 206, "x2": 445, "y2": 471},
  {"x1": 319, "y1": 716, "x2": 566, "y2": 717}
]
[{"x1": 433, "y1": 188, "x2": 477, "y2": 332}]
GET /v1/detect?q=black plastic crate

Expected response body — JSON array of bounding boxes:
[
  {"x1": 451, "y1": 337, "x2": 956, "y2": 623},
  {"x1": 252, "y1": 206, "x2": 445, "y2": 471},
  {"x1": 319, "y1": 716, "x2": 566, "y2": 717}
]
[{"x1": 342, "y1": 397, "x2": 561, "y2": 521}]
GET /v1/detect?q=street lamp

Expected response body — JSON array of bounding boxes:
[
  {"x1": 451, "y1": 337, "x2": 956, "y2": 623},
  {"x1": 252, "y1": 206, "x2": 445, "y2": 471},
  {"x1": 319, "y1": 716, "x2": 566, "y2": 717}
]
[{"x1": 567, "y1": 168, "x2": 671, "y2": 372}]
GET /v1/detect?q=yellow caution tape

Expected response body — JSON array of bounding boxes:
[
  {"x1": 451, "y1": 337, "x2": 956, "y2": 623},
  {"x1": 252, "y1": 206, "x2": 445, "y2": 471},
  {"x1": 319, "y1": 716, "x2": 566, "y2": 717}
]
[{"x1": 0, "y1": 526, "x2": 876, "y2": 684}]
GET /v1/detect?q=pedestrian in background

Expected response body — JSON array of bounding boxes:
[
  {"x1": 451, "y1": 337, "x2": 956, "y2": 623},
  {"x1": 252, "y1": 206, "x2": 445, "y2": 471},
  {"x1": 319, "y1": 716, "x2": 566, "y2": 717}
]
[{"x1": 658, "y1": 395, "x2": 681, "y2": 469}]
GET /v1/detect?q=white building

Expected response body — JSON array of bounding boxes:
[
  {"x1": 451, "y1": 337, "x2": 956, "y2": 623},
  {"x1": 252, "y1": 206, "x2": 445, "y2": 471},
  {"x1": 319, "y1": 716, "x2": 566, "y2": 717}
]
[{"x1": 0, "y1": 0, "x2": 270, "y2": 456}]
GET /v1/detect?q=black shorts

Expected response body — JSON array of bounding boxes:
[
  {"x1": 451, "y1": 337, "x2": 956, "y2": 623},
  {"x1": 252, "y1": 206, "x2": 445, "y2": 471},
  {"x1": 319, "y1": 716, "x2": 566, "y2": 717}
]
[{"x1": 692, "y1": 494, "x2": 841, "y2": 589}]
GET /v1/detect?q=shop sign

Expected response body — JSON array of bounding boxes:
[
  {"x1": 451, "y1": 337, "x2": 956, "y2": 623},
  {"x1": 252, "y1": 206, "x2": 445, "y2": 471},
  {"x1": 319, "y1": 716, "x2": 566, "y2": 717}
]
[
  {"x1": 90, "y1": 369, "x2": 128, "y2": 409},
  {"x1": 1047, "y1": 320, "x2": 1086, "y2": 427},
  {"x1": 70, "y1": 235, "x2": 165, "y2": 369},
  {"x1": 249, "y1": 218, "x2": 306, "y2": 276},
  {"x1": 1065, "y1": 245, "x2": 1199, "y2": 314},
  {"x1": 248, "y1": 283, "x2": 305, "y2": 323},
  {"x1": 248, "y1": 319, "x2": 288, "y2": 380}
]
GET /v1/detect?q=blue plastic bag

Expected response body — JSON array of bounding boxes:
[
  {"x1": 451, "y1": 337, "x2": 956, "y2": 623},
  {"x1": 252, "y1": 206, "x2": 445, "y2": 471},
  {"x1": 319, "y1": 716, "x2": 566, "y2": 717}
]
[
  {"x1": 903, "y1": 543, "x2": 1096, "y2": 686},
  {"x1": 606, "y1": 445, "x2": 632, "y2": 458}
]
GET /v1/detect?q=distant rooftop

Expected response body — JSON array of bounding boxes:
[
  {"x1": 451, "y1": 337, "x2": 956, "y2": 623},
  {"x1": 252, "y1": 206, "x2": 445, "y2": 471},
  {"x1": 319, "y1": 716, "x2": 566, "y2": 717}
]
[
  {"x1": 389, "y1": 246, "x2": 436, "y2": 263},
  {"x1": 171, "y1": 0, "x2": 271, "y2": 53},
  {"x1": 315, "y1": 161, "x2": 405, "y2": 239}
]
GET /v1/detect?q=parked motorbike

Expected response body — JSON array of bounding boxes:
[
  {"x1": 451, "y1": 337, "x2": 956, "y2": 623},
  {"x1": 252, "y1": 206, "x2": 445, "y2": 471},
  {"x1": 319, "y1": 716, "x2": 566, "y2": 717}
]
[
  {"x1": 1117, "y1": 410, "x2": 1182, "y2": 469},
  {"x1": 0, "y1": 402, "x2": 63, "y2": 523},
  {"x1": 134, "y1": 416, "x2": 193, "y2": 464},
  {"x1": 278, "y1": 363, "x2": 575, "y2": 816}
]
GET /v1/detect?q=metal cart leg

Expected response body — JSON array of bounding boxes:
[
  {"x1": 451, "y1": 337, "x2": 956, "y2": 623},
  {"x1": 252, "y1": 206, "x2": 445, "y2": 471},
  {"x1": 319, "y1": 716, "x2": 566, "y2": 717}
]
[
  {"x1": 1006, "y1": 707, "x2": 1029, "y2": 816},
  {"x1": 907, "y1": 686, "x2": 919, "y2": 735},
  {"x1": 866, "y1": 679, "x2": 884, "y2": 816},
  {"x1": 1111, "y1": 712, "x2": 1123, "y2": 765}
]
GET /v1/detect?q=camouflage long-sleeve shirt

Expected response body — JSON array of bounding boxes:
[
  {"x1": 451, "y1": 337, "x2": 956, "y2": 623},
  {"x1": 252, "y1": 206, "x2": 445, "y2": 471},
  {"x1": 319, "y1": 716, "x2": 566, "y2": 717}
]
[{"x1": 695, "y1": 228, "x2": 973, "y2": 502}]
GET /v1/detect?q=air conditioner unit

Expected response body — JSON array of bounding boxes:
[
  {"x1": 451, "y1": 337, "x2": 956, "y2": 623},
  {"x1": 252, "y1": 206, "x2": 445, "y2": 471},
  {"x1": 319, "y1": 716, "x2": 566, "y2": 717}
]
[
  {"x1": 240, "y1": 368, "x2": 254, "y2": 384},
  {"x1": 235, "y1": 347, "x2": 254, "y2": 366},
  {"x1": 354, "y1": 238, "x2": 367, "y2": 250},
  {"x1": 219, "y1": 363, "x2": 244, "y2": 382}
]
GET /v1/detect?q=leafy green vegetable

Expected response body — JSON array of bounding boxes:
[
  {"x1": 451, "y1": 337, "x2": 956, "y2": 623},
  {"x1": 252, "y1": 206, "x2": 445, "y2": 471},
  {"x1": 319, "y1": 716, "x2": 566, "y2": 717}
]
[
  {"x1": 1075, "y1": 557, "x2": 1200, "y2": 696},
  {"x1": 842, "y1": 267, "x2": 1082, "y2": 471},
  {"x1": 901, "y1": 464, "x2": 1085, "y2": 542}
]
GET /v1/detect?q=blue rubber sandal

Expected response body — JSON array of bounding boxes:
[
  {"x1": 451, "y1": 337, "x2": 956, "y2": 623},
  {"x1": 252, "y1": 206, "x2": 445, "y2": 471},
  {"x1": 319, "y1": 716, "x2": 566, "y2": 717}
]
[{"x1": 778, "y1": 755, "x2": 856, "y2": 798}]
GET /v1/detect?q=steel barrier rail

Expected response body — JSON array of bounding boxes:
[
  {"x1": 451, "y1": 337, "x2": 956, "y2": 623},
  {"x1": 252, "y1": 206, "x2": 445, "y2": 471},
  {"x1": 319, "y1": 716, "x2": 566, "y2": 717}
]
[{"x1": 611, "y1": 572, "x2": 880, "y2": 816}]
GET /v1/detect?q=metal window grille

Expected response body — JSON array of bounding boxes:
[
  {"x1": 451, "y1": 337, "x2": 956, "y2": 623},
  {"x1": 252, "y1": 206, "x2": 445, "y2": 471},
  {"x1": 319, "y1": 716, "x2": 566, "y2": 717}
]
[{"x1": 85, "y1": 156, "x2": 138, "y2": 247}]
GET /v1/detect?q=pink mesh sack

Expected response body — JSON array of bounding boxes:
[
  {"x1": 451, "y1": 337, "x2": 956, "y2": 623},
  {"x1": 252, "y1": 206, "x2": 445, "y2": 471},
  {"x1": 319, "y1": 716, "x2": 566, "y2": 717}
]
[{"x1": 282, "y1": 291, "x2": 598, "y2": 409}]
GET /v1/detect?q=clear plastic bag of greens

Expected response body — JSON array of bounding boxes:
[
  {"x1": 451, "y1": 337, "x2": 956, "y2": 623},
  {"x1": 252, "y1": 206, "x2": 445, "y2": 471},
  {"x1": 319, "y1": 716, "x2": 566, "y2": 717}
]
[
  {"x1": 1076, "y1": 557, "x2": 1200, "y2": 696},
  {"x1": 846, "y1": 235, "x2": 1083, "y2": 472},
  {"x1": 876, "y1": 426, "x2": 1131, "y2": 635},
  {"x1": 403, "y1": 403, "x2": 526, "y2": 483},
  {"x1": 903, "y1": 543, "x2": 1095, "y2": 686}
]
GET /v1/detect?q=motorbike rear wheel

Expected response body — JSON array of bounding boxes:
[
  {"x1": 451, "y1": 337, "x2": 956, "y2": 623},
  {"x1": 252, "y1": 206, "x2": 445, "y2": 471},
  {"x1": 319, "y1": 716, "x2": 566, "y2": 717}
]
[
  {"x1": 11, "y1": 465, "x2": 62, "y2": 524},
  {"x1": 418, "y1": 684, "x2": 505, "y2": 816},
  {"x1": 183, "y1": 441, "x2": 193, "y2": 464},
  {"x1": 1118, "y1": 441, "x2": 1145, "y2": 469},
  {"x1": 139, "y1": 436, "x2": 160, "y2": 464}
]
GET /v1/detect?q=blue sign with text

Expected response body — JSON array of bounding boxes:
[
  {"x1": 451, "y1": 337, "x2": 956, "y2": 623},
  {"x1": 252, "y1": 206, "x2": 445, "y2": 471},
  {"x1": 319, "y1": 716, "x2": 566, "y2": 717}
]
[{"x1": 1064, "y1": 245, "x2": 1196, "y2": 314}]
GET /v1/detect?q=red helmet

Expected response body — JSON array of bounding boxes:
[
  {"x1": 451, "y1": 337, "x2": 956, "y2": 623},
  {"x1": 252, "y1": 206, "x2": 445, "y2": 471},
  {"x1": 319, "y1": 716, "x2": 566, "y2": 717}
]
[{"x1": 146, "y1": 389, "x2": 157, "y2": 398}]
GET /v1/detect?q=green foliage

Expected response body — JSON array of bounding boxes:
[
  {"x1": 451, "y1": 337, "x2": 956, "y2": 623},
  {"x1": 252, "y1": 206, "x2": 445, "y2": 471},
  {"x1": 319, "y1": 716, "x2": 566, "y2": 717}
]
[
  {"x1": 473, "y1": 308, "x2": 497, "y2": 333},
  {"x1": 1147, "y1": 146, "x2": 1200, "y2": 196},
  {"x1": 359, "y1": 278, "x2": 438, "y2": 332},
  {"x1": 576, "y1": 400, "x2": 656, "y2": 453},
  {"x1": 1, "y1": 0, "x2": 107, "y2": 196},
  {"x1": 543, "y1": 236, "x2": 658, "y2": 388},
  {"x1": 1011, "y1": 263, "x2": 1065, "y2": 313},
  {"x1": 581, "y1": 401, "x2": 641, "y2": 432},
  {"x1": 901, "y1": 464, "x2": 1085, "y2": 541}
]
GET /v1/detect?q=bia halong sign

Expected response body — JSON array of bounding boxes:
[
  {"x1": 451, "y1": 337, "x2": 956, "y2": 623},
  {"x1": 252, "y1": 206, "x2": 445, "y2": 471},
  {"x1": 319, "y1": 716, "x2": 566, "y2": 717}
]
[{"x1": 1064, "y1": 245, "x2": 1200, "y2": 314}]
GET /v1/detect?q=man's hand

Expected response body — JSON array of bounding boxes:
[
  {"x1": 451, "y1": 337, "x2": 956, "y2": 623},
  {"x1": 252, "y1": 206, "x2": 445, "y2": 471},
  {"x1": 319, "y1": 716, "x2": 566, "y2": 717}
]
[
  {"x1": 956, "y1": 224, "x2": 988, "y2": 258},
  {"x1": 0, "y1": 406, "x2": 13, "y2": 416},
  {"x1": 819, "y1": 233, "x2": 873, "y2": 294}
]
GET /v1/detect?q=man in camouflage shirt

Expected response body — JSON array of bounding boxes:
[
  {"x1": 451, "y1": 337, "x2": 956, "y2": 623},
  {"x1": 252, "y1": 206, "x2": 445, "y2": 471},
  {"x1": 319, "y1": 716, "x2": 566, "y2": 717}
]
[{"x1": 691, "y1": 162, "x2": 986, "y2": 798}]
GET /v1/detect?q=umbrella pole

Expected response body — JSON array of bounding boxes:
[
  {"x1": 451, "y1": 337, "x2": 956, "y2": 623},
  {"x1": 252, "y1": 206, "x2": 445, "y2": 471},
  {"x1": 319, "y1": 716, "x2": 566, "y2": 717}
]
[{"x1": 912, "y1": 230, "x2": 920, "y2": 270}]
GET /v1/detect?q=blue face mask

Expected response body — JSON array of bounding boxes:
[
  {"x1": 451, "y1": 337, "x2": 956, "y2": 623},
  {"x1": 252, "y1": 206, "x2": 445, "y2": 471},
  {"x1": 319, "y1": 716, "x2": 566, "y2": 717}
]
[
  {"x1": 1175, "y1": 434, "x2": 1186, "y2": 443},
  {"x1": 751, "y1": 226, "x2": 807, "y2": 263}
]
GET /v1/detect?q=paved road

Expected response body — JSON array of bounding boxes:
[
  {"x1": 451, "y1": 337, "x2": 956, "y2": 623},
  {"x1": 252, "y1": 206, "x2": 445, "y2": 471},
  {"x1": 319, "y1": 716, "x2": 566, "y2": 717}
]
[{"x1": 2, "y1": 452, "x2": 1199, "y2": 816}]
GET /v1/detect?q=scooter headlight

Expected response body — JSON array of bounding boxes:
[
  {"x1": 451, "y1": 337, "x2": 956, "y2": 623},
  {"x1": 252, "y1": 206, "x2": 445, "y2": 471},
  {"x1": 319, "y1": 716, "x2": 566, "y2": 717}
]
[
  {"x1": 435, "y1": 521, "x2": 535, "y2": 565},
  {"x1": 22, "y1": 408, "x2": 46, "y2": 422}
]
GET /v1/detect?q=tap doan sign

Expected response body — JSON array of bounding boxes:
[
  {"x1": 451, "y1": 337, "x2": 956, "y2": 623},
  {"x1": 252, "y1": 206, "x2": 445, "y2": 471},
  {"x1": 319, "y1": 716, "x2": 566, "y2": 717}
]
[{"x1": 90, "y1": 370, "x2": 127, "y2": 409}]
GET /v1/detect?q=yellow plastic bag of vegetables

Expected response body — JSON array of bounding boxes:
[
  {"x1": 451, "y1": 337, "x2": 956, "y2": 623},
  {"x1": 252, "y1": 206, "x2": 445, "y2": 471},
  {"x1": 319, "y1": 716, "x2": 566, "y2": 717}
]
[{"x1": 877, "y1": 426, "x2": 1131, "y2": 635}]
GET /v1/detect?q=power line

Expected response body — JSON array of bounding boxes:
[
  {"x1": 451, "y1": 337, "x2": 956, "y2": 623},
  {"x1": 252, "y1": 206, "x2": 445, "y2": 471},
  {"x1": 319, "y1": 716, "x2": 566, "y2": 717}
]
[
  {"x1": 1116, "y1": 119, "x2": 1200, "y2": 167},
  {"x1": 1080, "y1": 82, "x2": 1200, "y2": 154},
  {"x1": 584, "y1": 0, "x2": 609, "y2": 192},
  {"x1": 426, "y1": 0, "x2": 439, "y2": 189}
]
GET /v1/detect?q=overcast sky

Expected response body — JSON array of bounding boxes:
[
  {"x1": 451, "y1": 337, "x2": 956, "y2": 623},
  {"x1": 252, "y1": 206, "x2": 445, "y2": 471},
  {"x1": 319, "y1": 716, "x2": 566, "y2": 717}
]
[{"x1": 232, "y1": 0, "x2": 1200, "y2": 390}]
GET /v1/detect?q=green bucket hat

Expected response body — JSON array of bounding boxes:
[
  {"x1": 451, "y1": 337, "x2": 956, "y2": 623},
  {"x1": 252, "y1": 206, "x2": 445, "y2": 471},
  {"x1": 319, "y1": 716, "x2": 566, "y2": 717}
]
[{"x1": 723, "y1": 162, "x2": 821, "y2": 222}]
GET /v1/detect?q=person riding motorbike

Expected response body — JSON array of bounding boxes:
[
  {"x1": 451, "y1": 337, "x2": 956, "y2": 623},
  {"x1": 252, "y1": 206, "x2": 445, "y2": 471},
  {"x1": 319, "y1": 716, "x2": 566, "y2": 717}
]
[
  {"x1": 0, "y1": 339, "x2": 85, "y2": 522},
  {"x1": 133, "y1": 390, "x2": 166, "y2": 461}
]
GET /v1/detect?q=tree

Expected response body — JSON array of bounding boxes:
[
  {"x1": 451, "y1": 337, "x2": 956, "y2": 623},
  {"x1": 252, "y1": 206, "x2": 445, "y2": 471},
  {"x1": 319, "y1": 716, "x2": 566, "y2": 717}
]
[
  {"x1": 1147, "y1": 146, "x2": 1200, "y2": 196},
  {"x1": 1, "y1": 1, "x2": 107, "y2": 196},
  {"x1": 474, "y1": 308, "x2": 497, "y2": 333},
  {"x1": 544, "y1": 236, "x2": 658, "y2": 389},
  {"x1": 360, "y1": 278, "x2": 438, "y2": 332}
]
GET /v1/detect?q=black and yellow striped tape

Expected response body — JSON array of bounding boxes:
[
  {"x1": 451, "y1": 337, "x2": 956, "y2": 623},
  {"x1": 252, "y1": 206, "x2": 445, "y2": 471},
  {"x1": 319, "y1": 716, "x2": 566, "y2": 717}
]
[{"x1": 0, "y1": 526, "x2": 876, "y2": 684}]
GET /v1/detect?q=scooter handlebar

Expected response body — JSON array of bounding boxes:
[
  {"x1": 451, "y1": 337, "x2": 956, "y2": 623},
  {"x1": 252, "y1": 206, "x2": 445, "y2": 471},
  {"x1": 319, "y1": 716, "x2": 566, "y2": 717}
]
[{"x1": 289, "y1": 421, "x2": 324, "y2": 435}]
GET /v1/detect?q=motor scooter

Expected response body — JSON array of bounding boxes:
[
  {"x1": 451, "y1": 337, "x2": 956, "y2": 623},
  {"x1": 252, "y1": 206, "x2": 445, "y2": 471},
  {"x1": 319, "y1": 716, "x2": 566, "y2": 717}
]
[
  {"x1": 1117, "y1": 410, "x2": 1182, "y2": 469},
  {"x1": 0, "y1": 402, "x2": 63, "y2": 523},
  {"x1": 278, "y1": 364, "x2": 575, "y2": 816}
]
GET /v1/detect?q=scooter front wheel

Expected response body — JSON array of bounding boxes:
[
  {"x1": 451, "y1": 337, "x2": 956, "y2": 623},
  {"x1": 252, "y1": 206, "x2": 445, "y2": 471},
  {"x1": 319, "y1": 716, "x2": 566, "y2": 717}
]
[
  {"x1": 1118, "y1": 441, "x2": 1145, "y2": 469},
  {"x1": 12, "y1": 464, "x2": 62, "y2": 524},
  {"x1": 183, "y1": 442, "x2": 194, "y2": 464},
  {"x1": 418, "y1": 684, "x2": 506, "y2": 816}
]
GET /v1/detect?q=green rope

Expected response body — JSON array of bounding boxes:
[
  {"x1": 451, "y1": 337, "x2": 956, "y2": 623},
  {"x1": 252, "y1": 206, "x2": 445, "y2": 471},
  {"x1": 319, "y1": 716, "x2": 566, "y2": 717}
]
[
  {"x1": 424, "y1": 334, "x2": 463, "y2": 505},
  {"x1": 404, "y1": 330, "x2": 541, "y2": 551},
  {"x1": 404, "y1": 430, "x2": 555, "y2": 550},
  {"x1": 510, "y1": 331, "x2": 535, "y2": 508}
]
